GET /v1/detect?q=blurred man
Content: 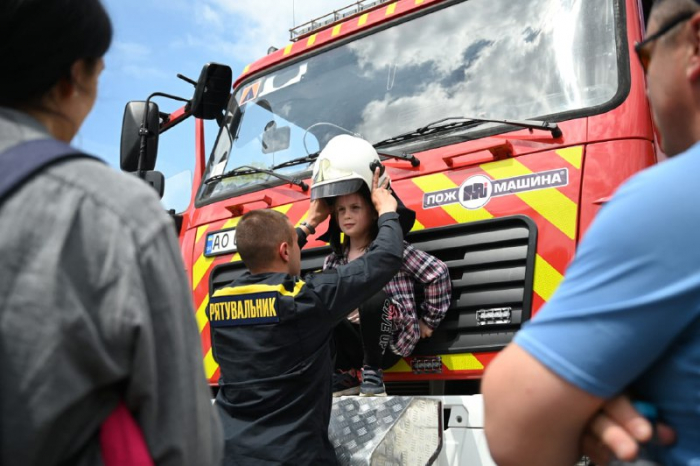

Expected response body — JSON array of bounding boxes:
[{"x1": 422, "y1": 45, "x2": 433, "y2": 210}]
[{"x1": 483, "y1": 1, "x2": 700, "y2": 464}]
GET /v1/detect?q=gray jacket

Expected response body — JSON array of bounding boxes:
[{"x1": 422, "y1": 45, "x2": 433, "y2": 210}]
[{"x1": 0, "y1": 108, "x2": 223, "y2": 466}]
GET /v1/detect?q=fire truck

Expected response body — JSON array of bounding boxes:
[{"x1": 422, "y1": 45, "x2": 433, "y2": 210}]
[{"x1": 121, "y1": 0, "x2": 657, "y2": 462}]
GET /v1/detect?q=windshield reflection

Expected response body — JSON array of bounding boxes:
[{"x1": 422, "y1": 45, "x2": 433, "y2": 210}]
[{"x1": 198, "y1": 0, "x2": 619, "y2": 202}]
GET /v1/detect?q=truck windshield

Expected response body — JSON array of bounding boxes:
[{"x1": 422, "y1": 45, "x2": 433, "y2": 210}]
[{"x1": 198, "y1": 0, "x2": 620, "y2": 202}]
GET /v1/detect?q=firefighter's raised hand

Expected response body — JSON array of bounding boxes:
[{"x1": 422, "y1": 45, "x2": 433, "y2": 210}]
[
  {"x1": 306, "y1": 199, "x2": 330, "y2": 230},
  {"x1": 371, "y1": 167, "x2": 397, "y2": 216}
]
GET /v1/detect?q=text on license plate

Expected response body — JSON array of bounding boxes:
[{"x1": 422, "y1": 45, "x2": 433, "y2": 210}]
[{"x1": 205, "y1": 229, "x2": 237, "y2": 257}]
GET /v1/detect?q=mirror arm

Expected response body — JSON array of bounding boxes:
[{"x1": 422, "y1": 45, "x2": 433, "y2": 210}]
[{"x1": 137, "y1": 92, "x2": 191, "y2": 177}]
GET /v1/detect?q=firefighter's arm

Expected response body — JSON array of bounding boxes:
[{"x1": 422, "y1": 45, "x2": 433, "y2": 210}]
[{"x1": 482, "y1": 343, "x2": 604, "y2": 466}]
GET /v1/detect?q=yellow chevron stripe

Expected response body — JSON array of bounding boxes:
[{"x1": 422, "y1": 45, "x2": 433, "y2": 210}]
[
  {"x1": 196, "y1": 294, "x2": 210, "y2": 332},
  {"x1": 413, "y1": 173, "x2": 494, "y2": 223},
  {"x1": 204, "y1": 349, "x2": 218, "y2": 380},
  {"x1": 243, "y1": 64, "x2": 250, "y2": 74},
  {"x1": 556, "y1": 146, "x2": 583, "y2": 170},
  {"x1": 442, "y1": 353, "x2": 484, "y2": 371},
  {"x1": 307, "y1": 34, "x2": 317, "y2": 47},
  {"x1": 196, "y1": 225, "x2": 209, "y2": 243},
  {"x1": 385, "y1": 358, "x2": 412, "y2": 373},
  {"x1": 213, "y1": 280, "x2": 306, "y2": 298},
  {"x1": 412, "y1": 219, "x2": 425, "y2": 232},
  {"x1": 386, "y1": 2, "x2": 397, "y2": 15},
  {"x1": 358, "y1": 13, "x2": 369, "y2": 26},
  {"x1": 332, "y1": 24, "x2": 342, "y2": 36},
  {"x1": 385, "y1": 354, "x2": 484, "y2": 372},
  {"x1": 193, "y1": 256, "x2": 215, "y2": 291},
  {"x1": 416, "y1": 0, "x2": 424, "y2": 4},
  {"x1": 283, "y1": 44, "x2": 293, "y2": 56},
  {"x1": 481, "y1": 159, "x2": 577, "y2": 240},
  {"x1": 533, "y1": 254, "x2": 564, "y2": 301}
]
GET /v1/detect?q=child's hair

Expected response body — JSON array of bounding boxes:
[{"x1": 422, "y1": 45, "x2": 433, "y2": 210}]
[{"x1": 328, "y1": 184, "x2": 379, "y2": 253}]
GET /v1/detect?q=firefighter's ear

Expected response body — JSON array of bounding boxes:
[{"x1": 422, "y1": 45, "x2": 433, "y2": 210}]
[{"x1": 279, "y1": 241, "x2": 290, "y2": 263}]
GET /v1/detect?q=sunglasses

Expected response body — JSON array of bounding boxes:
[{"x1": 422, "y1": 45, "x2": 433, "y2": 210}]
[{"x1": 635, "y1": 11, "x2": 695, "y2": 73}]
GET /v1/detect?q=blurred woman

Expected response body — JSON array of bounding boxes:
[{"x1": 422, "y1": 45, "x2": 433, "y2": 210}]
[{"x1": 0, "y1": 1, "x2": 222, "y2": 465}]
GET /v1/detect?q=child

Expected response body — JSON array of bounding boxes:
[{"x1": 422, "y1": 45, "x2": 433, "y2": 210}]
[{"x1": 323, "y1": 184, "x2": 451, "y2": 396}]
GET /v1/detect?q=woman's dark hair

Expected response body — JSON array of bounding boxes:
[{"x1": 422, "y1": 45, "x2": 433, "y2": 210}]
[{"x1": 0, "y1": 0, "x2": 113, "y2": 107}]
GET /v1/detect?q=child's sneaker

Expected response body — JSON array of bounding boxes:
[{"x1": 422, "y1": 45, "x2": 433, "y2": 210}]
[
  {"x1": 332, "y1": 369, "x2": 361, "y2": 396},
  {"x1": 359, "y1": 365, "x2": 387, "y2": 397}
]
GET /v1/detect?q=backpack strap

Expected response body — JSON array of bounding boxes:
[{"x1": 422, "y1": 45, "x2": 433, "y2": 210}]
[{"x1": 0, "y1": 139, "x2": 100, "y2": 204}]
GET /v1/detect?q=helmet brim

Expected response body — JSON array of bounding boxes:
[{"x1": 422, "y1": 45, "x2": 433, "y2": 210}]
[{"x1": 310, "y1": 179, "x2": 364, "y2": 200}]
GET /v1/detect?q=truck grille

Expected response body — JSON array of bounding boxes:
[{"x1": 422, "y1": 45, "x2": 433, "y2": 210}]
[
  {"x1": 407, "y1": 215, "x2": 536, "y2": 355},
  {"x1": 210, "y1": 215, "x2": 537, "y2": 355}
]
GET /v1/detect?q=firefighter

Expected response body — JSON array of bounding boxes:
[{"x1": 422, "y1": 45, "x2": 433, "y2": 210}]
[
  {"x1": 211, "y1": 168, "x2": 403, "y2": 465},
  {"x1": 483, "y1": 0, "x2": 700, "y2": 464}
]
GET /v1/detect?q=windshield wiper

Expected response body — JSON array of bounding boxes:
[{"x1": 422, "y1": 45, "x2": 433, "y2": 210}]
[
  {"x1": 374, "y1": 116, "x2": 562, "y2": 147},
  {"x1": 270, "y1": 152, "x2": 320, "y2": 170},
  {"x1": 205, "y1": 165, "x2": 309, "y2": 191}
]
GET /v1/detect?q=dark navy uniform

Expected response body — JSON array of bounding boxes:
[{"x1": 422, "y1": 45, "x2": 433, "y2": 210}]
[{"x1": 210, "y1": 212, "x2": 404, "y2": 465}]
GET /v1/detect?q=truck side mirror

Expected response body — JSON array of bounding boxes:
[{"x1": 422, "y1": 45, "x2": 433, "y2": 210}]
[
  {"x1": 143, "y1": 170, "x2": 165, "y2": 198},
  {"x1": 190, "y1": 63, "x2": 233, "y2": 120},
  {"x1": 120, "y1": 101, "x2": 160, "y2": 172}
]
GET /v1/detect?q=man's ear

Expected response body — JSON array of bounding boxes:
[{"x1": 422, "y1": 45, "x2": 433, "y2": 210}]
[
  {"x1": 279, "y1": 241, "x2": 290, "y2": 264},
  {"x1": 687, "y1": 13, "x2": 700, "y2": 82}
]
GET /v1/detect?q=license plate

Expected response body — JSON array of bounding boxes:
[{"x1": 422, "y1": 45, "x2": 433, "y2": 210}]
[{"x1": 205, "y1": 228, "x2": 237, "y2": 257}]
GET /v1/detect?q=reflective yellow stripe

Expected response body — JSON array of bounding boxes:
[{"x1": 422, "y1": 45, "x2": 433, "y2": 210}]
[
  {"x1": 193, "y1": 256, "x2": 215, "y2": 291},
  {"x1": 556, "y1": 146, "x2": 583, "y2": 170},
  {"x1": 332, "y1": 24, "x2": 342, "y2": 36},
  {"x1": 385, "y1": 358, "x2": 412, "y2": 373},
  {"x1": 386, "y1": 2, "x2": 397, "y2": 15},
  {"x1": 412, "y1": 219, "x2": 425, "y2": 232},
  {"x1": 243, "y1": 64, "x2": 250, "y2": 74},
  {"x1": 416, "y1": 0, "x2": 424, "y2": 4},
  {"x1": 385, "y1": 354, "x2": 484, "y2": 372},
  {"x1": 213, "y1": 280, "x2": 306, "y2": 298},
  {"x1": 283, "y1": 44, "x2": 293, "y2": 56},
  {"x1": 295, "y1": 212, "x2": 309, "y2": 228},
  {"x1": 482, "y1": 159, "x2": 577, "y2": 240},
  {"x1": 195, "y1": 225, "x2": 209, "y2": 243},
  {"x1": 358, "y1": 13, "x2": 369, "y2": 26},
  {"x1": 196, "y1": 294, "x2": 210, "y2": 332},
  {"x1": 204, "y1": 349, "x2": 218, "y2": 380},
  {"x1": 442, "y1": 354, "x2": 484, "y2": 371},
  {"x1": 307, "y1": 34, "x2": 317, "y2": 47},
  {"x1": 533, "y1": 254, "x2": 564, "y2": 301},
  {"x1": 412, "y1": 173, "x2": 494, "y2": 223}
]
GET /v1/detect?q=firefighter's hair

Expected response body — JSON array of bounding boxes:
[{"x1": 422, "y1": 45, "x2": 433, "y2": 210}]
[
  {"x1": 236, "y1": 209, "x2": 295, "y2": 273},
  {"x1": 0, "y1": 0, "x2": 112, "y2": 107}
]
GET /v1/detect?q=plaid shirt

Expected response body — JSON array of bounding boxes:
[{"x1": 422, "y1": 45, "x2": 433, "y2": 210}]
[{"x1": 323, "y1": 241, "x2": 451, "y2": 356}]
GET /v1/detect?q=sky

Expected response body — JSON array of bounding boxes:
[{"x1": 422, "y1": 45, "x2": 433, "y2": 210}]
[{"x1": 77, "y1": 0, "x2": 352, "y2": 211}]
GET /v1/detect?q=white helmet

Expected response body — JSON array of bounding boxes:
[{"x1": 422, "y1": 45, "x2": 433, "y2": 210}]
[{"x1": 310, "y1": 134, "x2": 389, "y2": 200}]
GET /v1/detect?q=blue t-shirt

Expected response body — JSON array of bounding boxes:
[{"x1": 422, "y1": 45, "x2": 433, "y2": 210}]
[{"x1": 515, "y1": 142, "x2": 700, "y2": 464}]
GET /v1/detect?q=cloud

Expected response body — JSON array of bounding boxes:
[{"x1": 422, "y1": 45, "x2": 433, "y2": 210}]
[
  {"x1": 175, "y1": 0, "x2": 353, "y2": 63},
  {"x1": 112, "y1": 41, "x2": 152, "y2": 61}
]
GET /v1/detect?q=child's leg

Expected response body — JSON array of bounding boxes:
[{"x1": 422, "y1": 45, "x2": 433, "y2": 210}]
[
  {"x1": 332, "y1": 319, "x2": 363, "y2": 371},
  {"x1": 358, "y1": 291, "x2": 393, "y2": 368}
]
